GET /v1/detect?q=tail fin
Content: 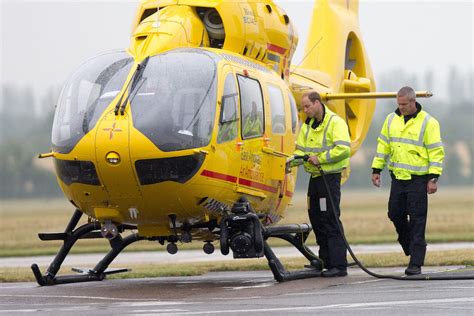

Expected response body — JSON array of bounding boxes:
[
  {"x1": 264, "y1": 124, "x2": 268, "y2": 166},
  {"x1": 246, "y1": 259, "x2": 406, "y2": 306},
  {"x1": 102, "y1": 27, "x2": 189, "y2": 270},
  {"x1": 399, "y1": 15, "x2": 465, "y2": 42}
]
[{"x1": 292, "y1": 0, "x2": 376, "y2": 154}]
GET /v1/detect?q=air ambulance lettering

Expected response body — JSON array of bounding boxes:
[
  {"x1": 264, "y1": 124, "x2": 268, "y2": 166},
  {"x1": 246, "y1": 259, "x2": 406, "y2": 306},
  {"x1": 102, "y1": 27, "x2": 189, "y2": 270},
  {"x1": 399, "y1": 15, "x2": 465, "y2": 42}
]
[
  {"x1": 240, "y1": 151, "x2": 262, "y2": 165},
  {"x1": 239, "y1": 166, "x2": 264, "y2": 183},
  {"x1": 243, "y1": 7, "x2": 257, "y2": 25}
]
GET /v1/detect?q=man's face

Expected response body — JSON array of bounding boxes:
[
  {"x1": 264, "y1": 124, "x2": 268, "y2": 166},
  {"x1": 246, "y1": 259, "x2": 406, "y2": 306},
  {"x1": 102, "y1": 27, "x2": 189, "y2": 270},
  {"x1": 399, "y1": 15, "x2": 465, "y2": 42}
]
[
  {"x1": 302, "y1": 96, "x2": 320, "y2": 119},
  {"x1": 397, "y1": 95, "x2": 417, "y2": 115}
]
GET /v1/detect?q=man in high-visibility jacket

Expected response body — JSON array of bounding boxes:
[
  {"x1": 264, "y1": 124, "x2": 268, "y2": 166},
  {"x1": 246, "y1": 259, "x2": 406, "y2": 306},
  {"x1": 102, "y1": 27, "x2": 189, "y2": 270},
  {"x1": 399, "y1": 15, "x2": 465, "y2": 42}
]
[
  {"x1": 371, "y1": 86, "x2": 445, "y2": 276},
  {"x1": 243, "y1": 101, "x2": 263, "y2": 138},
  {"x1": 291, "y1": 91, "x2": 351, "y2": 277}
]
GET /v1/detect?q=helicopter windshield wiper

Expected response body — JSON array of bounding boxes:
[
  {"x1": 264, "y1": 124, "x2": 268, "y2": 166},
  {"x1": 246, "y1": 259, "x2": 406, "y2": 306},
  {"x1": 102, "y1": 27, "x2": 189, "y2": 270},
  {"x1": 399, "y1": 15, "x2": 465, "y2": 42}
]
[{"x1": 114, "y1": 56, "x2": 150, "y2": 116}]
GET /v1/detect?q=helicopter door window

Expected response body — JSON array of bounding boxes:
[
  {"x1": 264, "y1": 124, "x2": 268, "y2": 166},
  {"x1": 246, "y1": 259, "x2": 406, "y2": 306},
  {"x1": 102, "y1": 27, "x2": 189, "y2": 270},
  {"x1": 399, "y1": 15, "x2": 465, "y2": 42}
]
[
  {"x1": 267, "y1": 84, "x2": 286, "y2": 134},
  {"x1": 217, "y1": 73, "x2": 239, "y2": 144},
  {"x1": 288, "y1": 91, "x2": 298, "y2": 134},
  {"x1": 237, "y1": 75, "x2": 264, "y2": 139}
]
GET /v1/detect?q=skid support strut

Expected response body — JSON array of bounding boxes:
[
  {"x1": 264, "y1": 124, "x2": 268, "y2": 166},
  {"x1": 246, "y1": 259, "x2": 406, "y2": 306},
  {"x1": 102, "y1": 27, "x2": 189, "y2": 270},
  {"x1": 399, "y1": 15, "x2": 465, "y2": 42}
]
[
  {"x1": 31, "y1": 209, "x2": 142, "y2": 286},
  {"x1": 263, "y1": 224, "x2": 323, "y2": 282}
]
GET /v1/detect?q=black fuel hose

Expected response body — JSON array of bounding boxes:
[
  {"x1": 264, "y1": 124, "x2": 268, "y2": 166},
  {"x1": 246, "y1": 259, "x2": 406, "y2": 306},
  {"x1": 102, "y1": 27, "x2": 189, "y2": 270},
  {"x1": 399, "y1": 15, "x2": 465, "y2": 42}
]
[{"x1": 296, "y1": 154, "x2": 473, "y2": 280}]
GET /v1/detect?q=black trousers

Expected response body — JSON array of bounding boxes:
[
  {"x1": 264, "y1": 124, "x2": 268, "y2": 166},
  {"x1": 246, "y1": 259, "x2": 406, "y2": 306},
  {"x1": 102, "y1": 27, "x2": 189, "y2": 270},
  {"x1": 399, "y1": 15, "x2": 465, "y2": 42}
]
[
  {"x1": 388, "y1": 176, "x2": 428, "y2": 267},
  {"x1": 307, "y1": 173, "x2": 347, "y2": 270}
]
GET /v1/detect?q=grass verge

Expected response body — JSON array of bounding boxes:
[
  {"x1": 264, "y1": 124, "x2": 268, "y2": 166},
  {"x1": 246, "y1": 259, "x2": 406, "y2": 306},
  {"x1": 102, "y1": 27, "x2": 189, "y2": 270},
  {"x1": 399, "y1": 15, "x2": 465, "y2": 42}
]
[{"x1": 1, "y1": 188, "x2": 473, "y2": 257}]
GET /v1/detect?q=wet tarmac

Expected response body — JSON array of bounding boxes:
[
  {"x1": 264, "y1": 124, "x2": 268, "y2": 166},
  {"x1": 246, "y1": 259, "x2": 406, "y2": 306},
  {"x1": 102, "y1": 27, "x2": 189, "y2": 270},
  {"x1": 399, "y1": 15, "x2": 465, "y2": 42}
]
[
  {"x1": 1, "y1": 266, "x2": 473, "y2": 315},
  {"x1": 1, "y1": 243, "x2": 473, "y2": 315}
]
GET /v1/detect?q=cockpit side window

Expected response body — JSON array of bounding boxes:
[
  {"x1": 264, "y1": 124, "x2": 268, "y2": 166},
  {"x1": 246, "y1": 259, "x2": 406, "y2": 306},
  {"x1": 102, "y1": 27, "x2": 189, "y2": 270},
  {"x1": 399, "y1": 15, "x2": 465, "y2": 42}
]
[
  {"x1": 237, "y1": 75, "x2": 264, "y2": 139},
  {"x1": 217, "y1": 73, "x2": 239, "y2": 143},
  {"x1": 288, "y1": 92, "x2": 299, "y2": 134},
  {"x1": 267, "y1": 84, "x2": 286, "y2": 134}
]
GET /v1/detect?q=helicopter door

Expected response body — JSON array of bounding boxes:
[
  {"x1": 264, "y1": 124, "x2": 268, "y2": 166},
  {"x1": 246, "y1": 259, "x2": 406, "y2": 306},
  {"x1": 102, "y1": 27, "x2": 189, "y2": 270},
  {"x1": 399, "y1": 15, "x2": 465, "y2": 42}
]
[
  {"x1": 264, "y1": 83, "x2": 288, "y2": 181},
  {"x1": 210, "y1": 71, "x2": 241, "y2": 191},
  {"x1": 236, "y1": 74, "x2": 268, "y2": 198}
]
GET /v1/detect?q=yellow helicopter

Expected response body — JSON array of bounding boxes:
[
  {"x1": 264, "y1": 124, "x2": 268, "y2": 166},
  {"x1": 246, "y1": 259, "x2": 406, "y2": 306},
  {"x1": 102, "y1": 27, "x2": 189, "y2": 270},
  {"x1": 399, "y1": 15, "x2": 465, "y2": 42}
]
[{"x1": 32, "y1": 0, "x2": 431, "y2": 285}]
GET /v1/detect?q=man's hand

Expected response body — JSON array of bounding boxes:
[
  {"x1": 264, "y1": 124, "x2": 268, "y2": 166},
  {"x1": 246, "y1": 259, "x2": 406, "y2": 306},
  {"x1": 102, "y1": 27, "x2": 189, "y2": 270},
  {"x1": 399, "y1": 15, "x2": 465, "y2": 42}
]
[
  {"x1": 427, "y1": 180, "x2": 437, "y2": 194},
  {"x1": 307, "y1": 155, "x2": 320, "y2": 166},
  {"x1": 372, "y1": 173, "x2": 381, "y2": 187}
]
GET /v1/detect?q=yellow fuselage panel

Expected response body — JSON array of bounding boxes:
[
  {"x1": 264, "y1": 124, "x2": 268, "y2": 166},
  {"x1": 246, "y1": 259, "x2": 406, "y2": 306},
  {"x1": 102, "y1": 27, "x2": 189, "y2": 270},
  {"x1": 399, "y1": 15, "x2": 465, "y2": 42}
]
[
  {"x1": 53, "y1": 49, "x2": 297, "y2": 234},
  {"x1": 130, "y1": 5, "x2": 210, "y2": 61}
]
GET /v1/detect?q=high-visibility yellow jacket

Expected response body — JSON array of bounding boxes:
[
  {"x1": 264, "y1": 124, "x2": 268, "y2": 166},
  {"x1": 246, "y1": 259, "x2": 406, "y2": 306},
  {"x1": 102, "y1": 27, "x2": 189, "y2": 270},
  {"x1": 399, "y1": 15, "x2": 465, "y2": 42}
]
[
  {"x1": 371, "y1": 104, "x2": 444, "y2": 180},
  {"x1": 292, "y1": 106, "x2": 351, "y2": 177},
  {"x1": 242, "y1": 114, "x2": 263, "y2": 138}
]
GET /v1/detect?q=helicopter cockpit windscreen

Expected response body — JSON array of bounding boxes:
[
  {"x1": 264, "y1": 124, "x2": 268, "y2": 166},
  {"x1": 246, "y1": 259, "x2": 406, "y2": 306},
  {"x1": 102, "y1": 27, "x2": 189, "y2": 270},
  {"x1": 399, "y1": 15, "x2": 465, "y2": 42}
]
[
  {"x1": 52, "y1": 51, "x2": 134, "y2": 153},
  {"x1": 130, "y1": 49, "x2": 219, "y2": 152}
]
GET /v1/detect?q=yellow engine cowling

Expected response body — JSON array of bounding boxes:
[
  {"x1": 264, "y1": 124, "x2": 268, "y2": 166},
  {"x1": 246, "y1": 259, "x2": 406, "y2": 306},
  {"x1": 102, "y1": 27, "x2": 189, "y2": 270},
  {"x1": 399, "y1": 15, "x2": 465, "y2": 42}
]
[{"x1": 131, "y1": 0, "x2": 298, "y2": 79}]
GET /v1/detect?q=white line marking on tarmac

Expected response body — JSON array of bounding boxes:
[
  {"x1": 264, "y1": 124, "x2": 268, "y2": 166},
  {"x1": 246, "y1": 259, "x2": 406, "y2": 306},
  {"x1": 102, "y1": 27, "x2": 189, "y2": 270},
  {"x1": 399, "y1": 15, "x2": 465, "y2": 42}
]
[
  {"x1": 0, "y1": 285, "x2": 34, "y2": 289},
  {"x1": 163, "y1": 297, "x2": 474, "y2": 314},
  {"x1": 115, "y1": 302, "x2": 191, "y2": 307},
  {"x1": 208, "y1": 296, "x2": 263, "y2": 300},
  {"x1": 223, "y1": 283, "x2": 273, "y2": 290},
  {"x1": 130, "y1": 309, "x2": 187, "y2": 313},
  {"x1": 282, "y1": 286, "x2": 473, "y2": 297},
  {"x1": 346, "y1": 279, "x2": 382, "y2": 285},
  {"x1": 0, "y1": 294, "x2": 186, "y2": 303}
]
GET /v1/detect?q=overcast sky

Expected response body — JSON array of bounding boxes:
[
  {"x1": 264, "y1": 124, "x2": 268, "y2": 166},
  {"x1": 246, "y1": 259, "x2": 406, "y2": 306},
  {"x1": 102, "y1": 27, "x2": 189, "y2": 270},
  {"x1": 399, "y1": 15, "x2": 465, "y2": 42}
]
[{"x1": 1, "y1": 0, "x2": 473, "y2": 101}]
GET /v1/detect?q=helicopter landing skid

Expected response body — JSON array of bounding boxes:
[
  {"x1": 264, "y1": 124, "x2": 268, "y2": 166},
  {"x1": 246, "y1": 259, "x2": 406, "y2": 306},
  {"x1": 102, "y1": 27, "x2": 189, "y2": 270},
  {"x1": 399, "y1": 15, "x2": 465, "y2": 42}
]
[
  {"x1": 31, "y1": 209, "x2": 143, "y2": 286},
  {"x1": 263, "y1": 224, "x2": 323, "y2": 282},
  {"x1": 31, "y1": 208, "x2": 323, "y2": 285}
]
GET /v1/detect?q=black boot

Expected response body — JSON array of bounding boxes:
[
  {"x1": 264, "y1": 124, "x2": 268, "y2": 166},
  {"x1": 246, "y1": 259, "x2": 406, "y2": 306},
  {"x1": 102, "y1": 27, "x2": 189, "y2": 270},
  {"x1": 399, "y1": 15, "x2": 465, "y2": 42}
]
[
  {"x1": 405, "y1": 264, "x2": 421, "y2": 275},
  {"x1": 322, "y1": 267, "x2": 347, "y2": 277}
]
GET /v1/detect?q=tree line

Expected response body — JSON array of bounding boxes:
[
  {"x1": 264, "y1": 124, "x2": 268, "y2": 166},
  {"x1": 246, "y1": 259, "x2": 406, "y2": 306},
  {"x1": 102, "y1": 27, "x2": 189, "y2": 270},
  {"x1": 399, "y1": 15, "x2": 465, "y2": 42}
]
[{"x1": 0, "y1": 68, "x2": 472, "y2": 198}]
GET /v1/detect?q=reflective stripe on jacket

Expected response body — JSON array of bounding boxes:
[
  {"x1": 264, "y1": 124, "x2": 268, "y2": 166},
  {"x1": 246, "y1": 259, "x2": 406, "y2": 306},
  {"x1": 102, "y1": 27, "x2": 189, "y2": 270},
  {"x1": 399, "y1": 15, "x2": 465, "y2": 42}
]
[
  {"x1": 371, "y1": 106, "x2": 445, "y2": 180},
  {"x1": 293, "y1": 106, "x2": 351, "y2": 177}
]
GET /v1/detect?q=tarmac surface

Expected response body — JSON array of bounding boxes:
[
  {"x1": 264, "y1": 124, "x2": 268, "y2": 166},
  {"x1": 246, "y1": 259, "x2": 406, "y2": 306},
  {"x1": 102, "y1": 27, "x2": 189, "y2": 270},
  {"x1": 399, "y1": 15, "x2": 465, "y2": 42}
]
[
  {"x1": 0, "y1": 267, "x2": 473, "y2": 315},
  {"x1": 0, "y1": 242, "x2": 473, "y2": 315}
]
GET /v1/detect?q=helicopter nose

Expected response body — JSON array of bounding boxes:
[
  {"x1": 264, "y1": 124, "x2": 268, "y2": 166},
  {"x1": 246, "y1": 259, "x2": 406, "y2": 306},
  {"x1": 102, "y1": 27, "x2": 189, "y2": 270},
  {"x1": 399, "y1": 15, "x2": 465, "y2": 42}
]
[{"x1": 95, "y1": 111, "x2": 142, "y2": 200}]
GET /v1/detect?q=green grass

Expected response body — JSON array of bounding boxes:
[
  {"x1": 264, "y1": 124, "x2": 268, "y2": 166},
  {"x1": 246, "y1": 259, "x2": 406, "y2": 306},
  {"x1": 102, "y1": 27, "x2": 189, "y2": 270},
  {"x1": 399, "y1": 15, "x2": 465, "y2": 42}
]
[
  {"x1": 0, "y1": 187, "x2": 473, "y2": 257},
  {"x1": 1, "y1": 249, "x2": 472, "y2": 283},
  {"x1": 282, "y1": 187, "x2": 474, "y2": 244}
]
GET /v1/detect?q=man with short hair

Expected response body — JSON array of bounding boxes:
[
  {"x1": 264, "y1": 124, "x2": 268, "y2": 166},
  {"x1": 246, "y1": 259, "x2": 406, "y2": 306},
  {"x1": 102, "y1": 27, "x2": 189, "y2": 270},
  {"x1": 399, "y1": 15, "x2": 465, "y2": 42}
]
[
  {"x1": 291, "y1": 91, "x2": 351, "y2": 277},
  {"x1": 371, "y1": 86, "x2": 445, "y2": 275},
  {"x1": 243, "y1": 101, "x2": 263, "y2": 138}
]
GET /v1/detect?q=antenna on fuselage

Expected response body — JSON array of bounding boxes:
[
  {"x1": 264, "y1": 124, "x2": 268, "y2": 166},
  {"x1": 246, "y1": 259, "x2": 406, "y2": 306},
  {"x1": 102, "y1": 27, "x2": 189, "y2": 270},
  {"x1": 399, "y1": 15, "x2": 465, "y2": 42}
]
[
  {"x1": 290, "y1": 37, "x2": 323, "y2": 75},
  {"x1": 153, "y1": 1, "x2": 160, "y2": 28}
]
